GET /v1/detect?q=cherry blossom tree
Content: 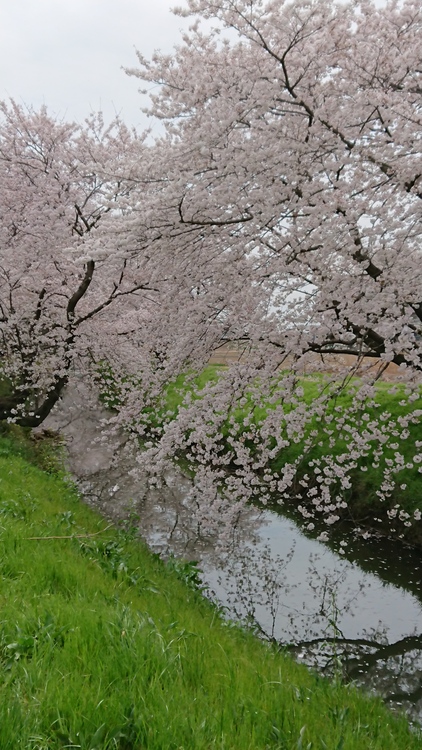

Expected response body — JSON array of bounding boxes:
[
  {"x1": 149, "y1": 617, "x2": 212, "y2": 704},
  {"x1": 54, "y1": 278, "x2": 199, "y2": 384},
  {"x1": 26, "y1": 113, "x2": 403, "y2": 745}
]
[
  {"x1": 0, "y1": 101, "x2": 156, "y2": 427},
  {"x1": 115, "y1": 0, "x2": 422, "y2": 540},
  {"x1": 2, "y1": 0, "x2": 422, "y2": 542}
]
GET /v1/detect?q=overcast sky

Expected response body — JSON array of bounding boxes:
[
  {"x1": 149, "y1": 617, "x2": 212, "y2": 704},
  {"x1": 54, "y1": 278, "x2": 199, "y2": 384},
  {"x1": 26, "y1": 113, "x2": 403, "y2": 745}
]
[{"x1": 0, "y1": 0, "x2": 189, "y2": 131}]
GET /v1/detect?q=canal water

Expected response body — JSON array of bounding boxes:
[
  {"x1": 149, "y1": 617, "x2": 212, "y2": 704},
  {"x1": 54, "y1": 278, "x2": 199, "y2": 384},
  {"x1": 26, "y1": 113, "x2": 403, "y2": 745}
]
[{"x1": 43, "y1": 377, "x2": 422, "y2": 726}]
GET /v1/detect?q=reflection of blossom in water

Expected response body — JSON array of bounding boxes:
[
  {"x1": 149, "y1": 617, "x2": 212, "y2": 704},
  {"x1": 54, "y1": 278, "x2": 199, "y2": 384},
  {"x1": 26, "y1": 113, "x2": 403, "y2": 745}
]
[
  {"x1": 215, "y1": 542, "x2": 296, "y2": 640},
  {"x1": 213, "y1": 544, "x2": 373, "y2": 648}
]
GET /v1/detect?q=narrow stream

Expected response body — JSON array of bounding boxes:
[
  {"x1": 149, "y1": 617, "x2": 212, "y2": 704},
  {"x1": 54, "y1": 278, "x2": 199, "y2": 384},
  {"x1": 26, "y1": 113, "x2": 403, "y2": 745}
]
[{"x1": 43, "y1": 378, "x2": 422, "y2": 726}]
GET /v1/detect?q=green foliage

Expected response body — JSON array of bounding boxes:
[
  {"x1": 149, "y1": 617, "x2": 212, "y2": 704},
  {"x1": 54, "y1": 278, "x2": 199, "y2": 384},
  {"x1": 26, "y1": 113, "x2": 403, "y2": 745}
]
[
  {"x1": 0, "y1": 422, "x2": 65, "y2": 475},
  {"x1": 165, "y1": 555, "x2": 206, "y2": 592},
  {"x1": 0, "y1": 437, "x2": 420, "y2": 748}
]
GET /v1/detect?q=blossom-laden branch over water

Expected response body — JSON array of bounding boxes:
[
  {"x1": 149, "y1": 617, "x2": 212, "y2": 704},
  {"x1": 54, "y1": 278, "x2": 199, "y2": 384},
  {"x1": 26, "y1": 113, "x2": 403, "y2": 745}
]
[{"x1": 1, "y1": 0, "x2": 422, "y2": 542}]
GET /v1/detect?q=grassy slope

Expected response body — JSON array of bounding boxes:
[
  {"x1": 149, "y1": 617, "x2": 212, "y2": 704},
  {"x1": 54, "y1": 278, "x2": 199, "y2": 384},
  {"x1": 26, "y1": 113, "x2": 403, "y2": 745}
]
[{"x1": 0, "y1": 433, "x2": 420, "y2": 749}]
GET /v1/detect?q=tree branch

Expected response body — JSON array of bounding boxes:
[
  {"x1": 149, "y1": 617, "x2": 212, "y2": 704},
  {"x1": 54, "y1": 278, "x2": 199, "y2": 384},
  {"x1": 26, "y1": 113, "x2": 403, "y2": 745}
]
[{"x1": 66, "y1": 260, "x2": 95, "y2": 322}]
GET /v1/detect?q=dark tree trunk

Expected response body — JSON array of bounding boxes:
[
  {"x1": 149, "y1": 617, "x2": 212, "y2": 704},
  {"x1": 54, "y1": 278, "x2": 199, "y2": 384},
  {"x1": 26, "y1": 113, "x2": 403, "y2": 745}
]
[{"x1": 0, "y1": 374, "x2": 69, "y2": 428}]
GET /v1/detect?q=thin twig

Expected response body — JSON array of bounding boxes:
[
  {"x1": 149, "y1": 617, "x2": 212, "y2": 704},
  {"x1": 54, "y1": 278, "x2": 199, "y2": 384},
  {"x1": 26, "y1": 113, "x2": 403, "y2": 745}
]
[{"x1": 24, "y1": 524, "x2": 114, "y2": 541}]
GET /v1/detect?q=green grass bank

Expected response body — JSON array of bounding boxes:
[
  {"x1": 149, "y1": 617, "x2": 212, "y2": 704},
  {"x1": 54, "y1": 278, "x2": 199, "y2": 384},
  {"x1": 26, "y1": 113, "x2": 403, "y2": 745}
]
[{"x1": 0, "y1": 431, "x2": 421, "y2": 748}]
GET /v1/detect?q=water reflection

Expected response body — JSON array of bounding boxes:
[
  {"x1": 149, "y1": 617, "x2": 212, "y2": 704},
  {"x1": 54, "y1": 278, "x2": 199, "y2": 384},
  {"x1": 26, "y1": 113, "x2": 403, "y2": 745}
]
[{"x1": 202, "y1": 513, "x2": 422, "y2": 723}]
